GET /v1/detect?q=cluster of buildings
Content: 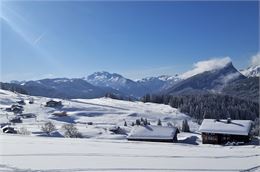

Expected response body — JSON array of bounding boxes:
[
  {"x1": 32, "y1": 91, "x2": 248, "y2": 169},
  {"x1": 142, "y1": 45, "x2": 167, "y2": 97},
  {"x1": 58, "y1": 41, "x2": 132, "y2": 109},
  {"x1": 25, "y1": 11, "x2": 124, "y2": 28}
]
[
  {"x1": 127, "y1": 118, "x2": 253, "y2": 145},
  {"x1": 1, "y1": 98, "x2": 254, "y2": 145}
]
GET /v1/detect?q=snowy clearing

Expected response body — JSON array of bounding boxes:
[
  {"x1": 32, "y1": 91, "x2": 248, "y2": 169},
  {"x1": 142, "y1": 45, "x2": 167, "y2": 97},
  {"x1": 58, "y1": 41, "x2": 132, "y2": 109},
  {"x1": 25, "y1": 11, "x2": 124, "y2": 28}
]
[{"x1": 0, "y1": 134, "x2": 259, "y2": 172}]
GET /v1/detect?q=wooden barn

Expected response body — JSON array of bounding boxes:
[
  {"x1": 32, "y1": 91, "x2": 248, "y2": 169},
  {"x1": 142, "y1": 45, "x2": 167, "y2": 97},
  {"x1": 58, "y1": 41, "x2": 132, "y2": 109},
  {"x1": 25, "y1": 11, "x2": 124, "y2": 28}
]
[
  {"x1": 127, "y1": 125, "x2": 179, "y2": 143},
  {"x1": 199, "y1": 119, "x2": 253, "y2": 145}
]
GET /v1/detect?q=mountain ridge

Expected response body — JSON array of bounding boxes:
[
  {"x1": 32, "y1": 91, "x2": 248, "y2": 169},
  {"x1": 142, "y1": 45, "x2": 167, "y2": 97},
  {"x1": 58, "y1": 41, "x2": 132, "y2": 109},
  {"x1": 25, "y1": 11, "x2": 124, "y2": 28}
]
[
  {"x1": 1, "y1": 61, "x2": 258, "y2": 101},
  {"x1": 163, "y1": 62, "x2": 246, "y2": 96}
]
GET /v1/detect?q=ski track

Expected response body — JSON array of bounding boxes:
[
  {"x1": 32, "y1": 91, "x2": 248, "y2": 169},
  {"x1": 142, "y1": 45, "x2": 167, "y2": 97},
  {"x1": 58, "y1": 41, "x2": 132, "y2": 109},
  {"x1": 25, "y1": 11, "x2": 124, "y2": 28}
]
[{"x1": 1, "y1": 153, "x2": 260, "y2": 159}]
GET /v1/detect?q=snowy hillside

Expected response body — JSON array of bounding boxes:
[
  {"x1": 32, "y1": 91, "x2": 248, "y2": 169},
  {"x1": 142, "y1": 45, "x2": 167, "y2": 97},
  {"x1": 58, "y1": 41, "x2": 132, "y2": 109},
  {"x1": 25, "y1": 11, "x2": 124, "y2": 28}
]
[{"x1": 0, "y1": 89, "x2": 195, "y2": 139}]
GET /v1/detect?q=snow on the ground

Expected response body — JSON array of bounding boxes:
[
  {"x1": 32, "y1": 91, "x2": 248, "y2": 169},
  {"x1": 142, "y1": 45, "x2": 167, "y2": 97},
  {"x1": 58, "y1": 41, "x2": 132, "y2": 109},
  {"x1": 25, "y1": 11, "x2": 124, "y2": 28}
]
[
  {"x1": 0, "y1": 89, "x2": 198, "y2": 139},
  {"x1": 0, "y1": 134, "x2": 259, "y2": 172},
  {"x1": 0, "y1": 89, "x2": 259, "y2": 172}
]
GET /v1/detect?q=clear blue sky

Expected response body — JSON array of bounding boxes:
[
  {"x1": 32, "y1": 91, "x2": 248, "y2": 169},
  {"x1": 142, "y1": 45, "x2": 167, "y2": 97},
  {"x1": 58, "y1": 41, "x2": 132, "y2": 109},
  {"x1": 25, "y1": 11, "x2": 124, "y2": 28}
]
[{"x1": 1, "y1": 1, "x2": 259, "y2": 81}]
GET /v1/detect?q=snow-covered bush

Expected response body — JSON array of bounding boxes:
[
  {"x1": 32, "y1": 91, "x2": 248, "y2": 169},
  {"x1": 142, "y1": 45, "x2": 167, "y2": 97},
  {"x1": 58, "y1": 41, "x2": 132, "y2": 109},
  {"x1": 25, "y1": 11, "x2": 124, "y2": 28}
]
[
  {"x1": 62, "y1": 124, "x2": 82, "y2": 138},
  {"x1": 18, "y1": 126, "x2": 31, "y2": 135},
  {"x1": 41, "y1": 121, "x2": 56, "y2": 136}
]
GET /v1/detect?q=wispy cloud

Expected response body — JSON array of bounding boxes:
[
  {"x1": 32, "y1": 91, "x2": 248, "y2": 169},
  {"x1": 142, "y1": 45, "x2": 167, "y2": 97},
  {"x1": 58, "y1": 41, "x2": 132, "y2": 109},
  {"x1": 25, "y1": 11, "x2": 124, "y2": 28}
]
[
  {"x1": 180, "y1": 57, "x2": 232, "y2": 79},
  {"x1": 250, "y1": 53, "x2": 260, "y2": 67}
]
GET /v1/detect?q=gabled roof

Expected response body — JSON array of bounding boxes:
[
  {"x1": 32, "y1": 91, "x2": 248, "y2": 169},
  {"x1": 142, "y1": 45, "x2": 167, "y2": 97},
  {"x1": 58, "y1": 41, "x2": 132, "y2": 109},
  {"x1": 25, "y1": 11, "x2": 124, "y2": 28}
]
[
  {"x1": 199, "y1": 119, "x2": 252, "y2": 136},
  {"x1": 47, "y1": 100, "x2": 61, "y2": 103},
  {"x1": 127, "y1": 125, "x2": 178, "y2": 140}
]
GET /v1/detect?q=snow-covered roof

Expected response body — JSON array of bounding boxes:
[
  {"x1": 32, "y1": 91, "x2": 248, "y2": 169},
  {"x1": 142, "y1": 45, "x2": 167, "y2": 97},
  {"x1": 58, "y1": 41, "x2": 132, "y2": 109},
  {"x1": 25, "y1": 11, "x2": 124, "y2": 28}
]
[
  {"x1": 199, "y1": 119, "x2": 252, "y2": 136},
  {"x1": 127, "y1": 125, "x2": 178, "y2": 140}
]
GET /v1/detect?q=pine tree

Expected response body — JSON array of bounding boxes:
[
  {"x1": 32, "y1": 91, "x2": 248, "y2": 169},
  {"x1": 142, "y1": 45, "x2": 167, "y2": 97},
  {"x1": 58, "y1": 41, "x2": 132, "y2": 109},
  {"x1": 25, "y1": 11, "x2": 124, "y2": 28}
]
[
  {"x1": 144, "y1": 118, "x2": 148, "y2": 126},
  {"x1": 181, "y1": 119, "x2": 190, "y2": 132},
  {"x1": 136, "y1": 119, "x2": 141, "y2": 126},
  {"x1": 157, "y1": 119, "x2": 162, "y2": 126}
]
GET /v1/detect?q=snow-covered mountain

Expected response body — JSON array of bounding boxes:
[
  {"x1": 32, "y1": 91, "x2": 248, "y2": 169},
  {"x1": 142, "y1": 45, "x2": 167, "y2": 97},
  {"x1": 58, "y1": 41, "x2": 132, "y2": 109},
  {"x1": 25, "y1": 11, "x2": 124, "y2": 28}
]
[
  {"x1": 85, "y1": 72, "x2": 183, "y2": 96},
  {"x1": 16, "y1": 78, "x2": 110, "y2": 99},
  {"x1": 85, "y1": 71, "x2": 148, "y2": 97},
  {"x1": 164, "y1": 62, "x2": 246, "y2": 95},
  {"x1": 3, "y1": 58, "x2": 257, "y2": 100},
  {"x1": 86, "y1": 71, "x2": 131, "y2": 89},
  {"x1": 240, "y1": 65, "x2": 260, "y2": 77},
  {"x1": 3, "y1": 72, "x2": 182, "y2": 99},
  {"x1": 137, "y1": 75, "x2": 181, "y2": 93}
]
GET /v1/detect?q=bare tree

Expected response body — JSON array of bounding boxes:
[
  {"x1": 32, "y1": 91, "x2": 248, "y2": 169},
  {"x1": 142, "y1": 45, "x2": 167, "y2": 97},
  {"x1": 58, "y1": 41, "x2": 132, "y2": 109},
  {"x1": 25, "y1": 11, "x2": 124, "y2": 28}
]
[
  {"x1": 41, "y1": 121, "x2": 56, "y2": 136},
  {"x1": 18, "y1": 127, "x2": 31, "y2": 135},
  {"x1": 62, "y1": 124, "x2": 82, "y2": 138}
]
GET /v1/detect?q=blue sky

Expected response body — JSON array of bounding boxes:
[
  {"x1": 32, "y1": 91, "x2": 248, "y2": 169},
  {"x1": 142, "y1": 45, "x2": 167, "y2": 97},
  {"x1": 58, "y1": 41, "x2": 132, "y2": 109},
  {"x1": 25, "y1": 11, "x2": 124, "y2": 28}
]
[{"x1": 1, "y1": 1, "x2": 259, "y2": 81}]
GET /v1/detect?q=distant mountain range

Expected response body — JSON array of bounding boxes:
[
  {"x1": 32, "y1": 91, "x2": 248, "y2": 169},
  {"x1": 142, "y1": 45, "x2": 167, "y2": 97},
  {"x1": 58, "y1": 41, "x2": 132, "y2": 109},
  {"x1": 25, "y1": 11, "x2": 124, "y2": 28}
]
[
  {"x1": 137, "y1": 75, "x2": 181, "y2": 93},
  {"x1": 1, "y1": 62, "x2": 259, "y2": 102},
  {"x1": 16, "y1": 78, "x2": 109, "y2": 99}
]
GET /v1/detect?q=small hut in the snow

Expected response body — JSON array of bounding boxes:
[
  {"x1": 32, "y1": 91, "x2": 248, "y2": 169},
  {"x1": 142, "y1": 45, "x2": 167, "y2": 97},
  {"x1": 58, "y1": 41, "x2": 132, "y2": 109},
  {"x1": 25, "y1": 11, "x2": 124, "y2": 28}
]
[
  {"x1": 199, "y1": 119, "x2": 253, "y2": 144},
  {"x1": 127, "y1": 125, "x2": 179, "y2": 142},
  {"x1": 45, "y1": 100, "x2": 62, "y2": 107},
  {"x1": 1, "y1": 125, "x2": 17, "y2": 134}
]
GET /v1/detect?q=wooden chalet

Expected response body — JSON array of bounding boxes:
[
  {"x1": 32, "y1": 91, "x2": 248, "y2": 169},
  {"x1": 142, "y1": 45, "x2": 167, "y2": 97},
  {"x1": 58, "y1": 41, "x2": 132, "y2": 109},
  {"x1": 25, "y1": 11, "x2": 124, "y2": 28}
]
[{"x1": 199, "y1": 119, "x2": 253, "y2": 144}]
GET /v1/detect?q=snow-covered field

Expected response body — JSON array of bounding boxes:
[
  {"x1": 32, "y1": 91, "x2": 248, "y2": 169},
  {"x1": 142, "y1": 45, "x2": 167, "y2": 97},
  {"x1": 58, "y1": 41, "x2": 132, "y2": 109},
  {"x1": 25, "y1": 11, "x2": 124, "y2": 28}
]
[
  {"x1": 0, "y1": 89, "x2": 259, "y2": 172},
  {"x1": 0, "y1": 134, "x2": 259, "y2": 172},
  {"x1": 0, "y1": 89, "x2": 197, "y2": 139}
]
